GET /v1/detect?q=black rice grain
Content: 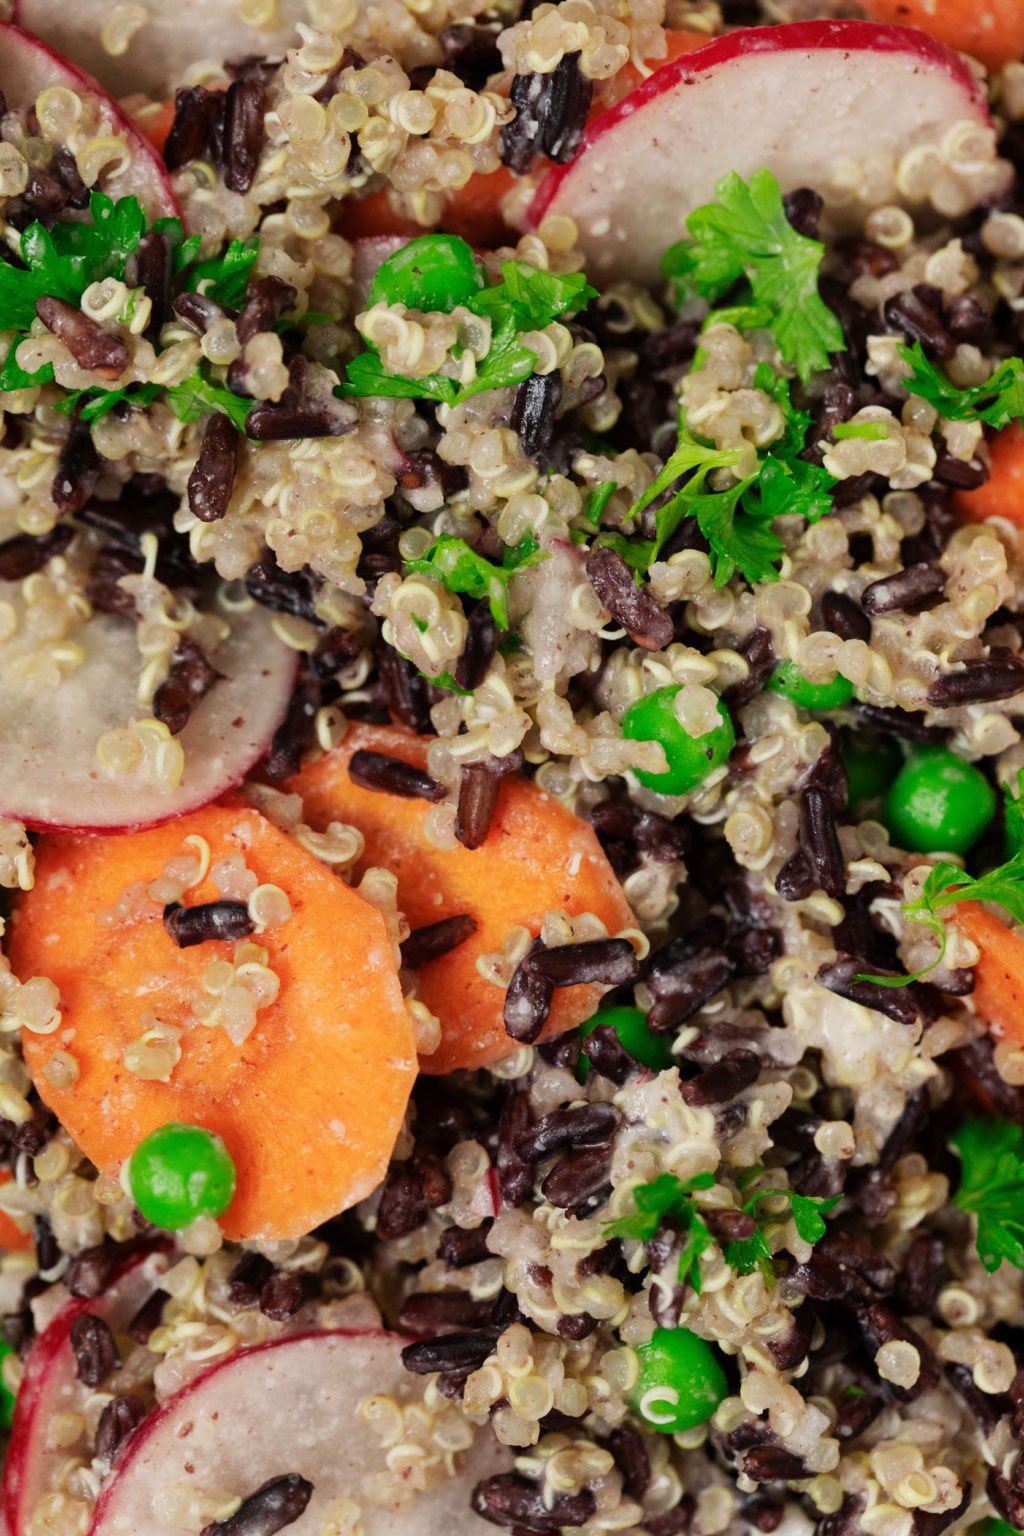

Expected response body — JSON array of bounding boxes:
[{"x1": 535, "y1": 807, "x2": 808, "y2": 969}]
[
  {"x1": 497, "y1": 1089, "x2": 533, "y2": 1207},
  {"x1": 36, "y1": 296, "x2": 129, "y2": 377},
  {"x1": 608, "y1": 1425, "x2": 651, "y2": 1502},
  {"x1": 646, "y1": 949, "x2": 736, "y2": 1033},
  {"x1": 188, "y1": 413, "x2": 239, "y2": 523},
  {"x1": 820, "y1": 589, "x2": 870, "y2": 642},
  {"x1": 65, "y1": 1243, "x2": 117, "y2": 1300},
  {"x1": 399, "y1": 1292, "x2": 495, "y2": 1336},
  {"x1": 782, "y1": 187, "x2": 823, "y2": 238},
  {"x1": 909, "y1": 1487, "x2": 970, "y2": 1536},
  {"x1": 199, "y1": 1474, "x2": 313, "y2": 1536},
  {"x1": 70, "y1": 1313, "x2": 119, "y2": 1386},
  {"x1": 128, "y1": 1287, "x2": 168, "y2": 1344},
  {"x1": 163, "y1": 900, "x2": 255, "y2": 948},
  {"x1": 244, "y1": 554, "x2": 320, "y2": 622},
  {"x1": 511, "y1": 371, "x2": 562, "y2": 460},
  {"x1": 541, "y1": 1142, "x2": 614, "y2": 1216},
  {"x1": 95, "y1": 1394, "x2": 146, "y2": 1468},
  {"x1": 504, "y1": 939, "x2": 640, "y2": 1043},
  {"x1": 52, "y1": 420, "x2": 100, "y2": 516},
  {"x1": 799, "y1": 785, "x2": 846, "y2": 899},
  {"x1": 861, "y1": 563, "x2": 946, "y2": 615},
  {"x1": 34, "y1": 1215, "x2": 60, "y2": 1275},
  {"x1": 883, "y1": 285, "x2": 956, "y2": 360},
  {"x1": 679, "y1": 1048, "x2": 760, "y2": 1107},
  {"x1": 127, "y1": 230, "x2": 172, "y2": 335},
  {"x1": 259, "y1": 1272, "x2": 307, "y2": 1322},
  {"x1": 853, "y1": 701, "x2": 947, "y2": 744},
  {"x1": 471, "y1": 1473, "x2": 595, "y2": 1531},
  {"x1": 455, "y1": 763, "x2": 501, "y2": 850},
  {"x1": 439, "y1": 23, "x2": 503, "y2": 88},
  {"x1": 401, "y1": 914, "x2": 478, "y2": 969},
  {"x1": 349, "y1": 748, "x2": 447, "y2": 802},
  {"x1": 500, "y1": 54, "x2": 591, "y2": 173},
  {"x1": 514, "y1": 1102, "x2": 619, "y2": 1163},
  {"x1": 817, "y1": 956, "x2": 935, "y2": 1026},
  {"x1": 223, "y1": 76, "x2": 265, "y2": 194},
  {"x1": 927, "y1": 651, "x2": 1024, "y2": 706},
  {"x1": 402, "y1": 1328, "x2": 499, "y2": 1377},
  {"x1": 227, "y1": 1251, "x2": 275, "y2": 1309},
  {"x1": 586, "y1": 547, "x2": 674, "y2": 651},
  {"x1": 153, "y1": 636, "x2": 221, "y2": 735},
  {"x1": 0, "y1": 526, "x2": 72, "y2": 582},
  {"x1": 263, "y1": 675, "x2": 320, "y2": 782},
  {"x1": 455, "y1": 601, "x2": 499, "y2": 691},
  {"x1": 855, "y1": 1303, "x2": 939, "y2": 1401},
  {"x1": 742, "y1": 1447, "x2": 809, "y2": 1483},
  {"x1": 164, "y1": 85, "x2": 221, "y2": 170},
  {"x1": 438, "y1": 1223, "x2": 492, "y2": 1269}
]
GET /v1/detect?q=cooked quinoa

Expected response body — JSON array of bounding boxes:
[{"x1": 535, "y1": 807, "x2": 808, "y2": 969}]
[{"x1": 4, "y1": 2, "x2": 1024, "y2": 1535}]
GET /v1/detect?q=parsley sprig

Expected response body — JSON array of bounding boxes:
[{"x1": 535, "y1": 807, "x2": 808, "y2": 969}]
[
  {"x1": 604, "y1": 1172, "x2": 715, "y2": 1294},
  {"x1": 951, "y1": 1119, "x2": 1024, "y2": 1272},
  {"x1": 662, "y1": 170, "x2": 844, "y2": 382},
  {"x1": 341, "y1": 261, "x2": 596, "y2": 407},
  {"x1": 900, "y1": 342, "x2": 1024, "y2": 431},
  {"x1": 724, "y1": 1183, "x2": 840, "y2": 1283},
  {"x1": 405, "y1": 532, "x2": 548, "y2": 629}
]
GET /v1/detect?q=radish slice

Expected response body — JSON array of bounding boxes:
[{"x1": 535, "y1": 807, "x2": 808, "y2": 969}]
[
  {"x1": 351, "y1": 236, "x2": 408, "y2": 311},
  {"x1": 0, "y1": 23, "x2": 178, "y2": 219},
  {"x1": 12, "y1": 0, "x2": 307, "y2": 99},
  {"x1": 530, "y1": 20, "x2": 999, "y2": 286},
  {"x1": 0, "y1": 591, "x2": 297, "y2": 832},
  {"x1": 89, "y1": 1329, "x2": 508, "y2": 1536},
  {"x1": 3, "y1": 1244, "x2": 170, "y2": 1536}
]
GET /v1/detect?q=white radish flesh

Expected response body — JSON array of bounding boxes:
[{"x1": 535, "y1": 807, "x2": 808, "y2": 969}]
[
  {"x1": 531, "y1": 20, "x2": 999, "y2": 286},
  {"x1": 0, "y1": 23, "x2": 179, "y2": 218},
  {"x1": 89, "y1": 1329, "x2": 508, "y2": 1536},
  {"x1": 0, "y1": 589, "x2": 297, "y2": 832}
]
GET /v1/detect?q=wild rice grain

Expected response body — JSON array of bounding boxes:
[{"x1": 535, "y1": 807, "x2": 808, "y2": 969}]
[
  {"x1": 586, "y1": 548, "x2": 674, "y2": 651},
  {"x1": 820, "y1": 589, "x2": 870, "y2": 642},
  {"x1": 471, "y1": 1474, "x2": 596, "y2": 1532},
  {"x1": 504, "y1": 939, "x2": 640, "y2": 1043},
  {"x1": 500, "y1": 54, "x2": 592, "y2": 174},
  {"x1": 198, "y1": 1473, "x2": 313, "y2": 1536},
  {"x1": 223, "y1": 76, "x2": 266, "y2": 195},
  {"x1": 401, "y1": 914, "x2": 478, "y2": 969},
  {"x1": 52, "y1": 419, "x2": 101, "y2": 515},
  {"x1": 36, "y1": 296, "x2": 129, "y2": 378},
  {"x1": 164, "y1": 85, "x2": 221, "y2": 171},
  {"x1": 799, "y1": 785, "x2": 846, "y2": 899},
  {"x1": 927, "y1": 652, "x2": 1024, "y2": 705},
  {"x1": 455, "y1": 602, "x2": 499, "y2": 691},
  {"x1": 349, "y1": 748, "x2": 447, "y2": 802},
  {"x1": 95, "y1": 1394, "x2": 146, "y2": 1468},
  {"x1": 69, "y1": 1313, "x2": 119, "y2": 1387},
  {"x1": 188, "y1": 413, "x2": 239, "y2": 523},
  {"x1": 163, "y1": 900, "x2": 255, "y2": 948},
  {"x1": 153, "y1": 636, "x2": 221, "y2": 735},
  {"x1": 861, "y1": 563, "x2": 946, "y2": 615},
  {"x1": 0, "y1": 526, "x2": 72, "y2": 582},
  {"x1": 514, "y1": 1102, "x2": 620, "y2": 1163},
  {"x1": 680, "y1": 1047, "x2": 760, "y2": 1106}
]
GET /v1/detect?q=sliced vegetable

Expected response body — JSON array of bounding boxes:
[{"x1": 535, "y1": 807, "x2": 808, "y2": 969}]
[
  {"x1": 0, "y1": 1172, "x2": 32, "y2": 1253},
  {"x1": 284, "y1": 724, "x2": 635, "y2": 1075},
  {"x1": 954, "y1": 422, "x2": 1024, "y2": 527},
  {"x1": 860, "y1": 0, "x2": 1024, "y2": 71},
  {"x1": 0, "y1": 596, "x2": 296, "y2": 833},
  {"x1": 88, "y1": 1330, "x2": 508, "y2": 1536},
  {"x1": 13, "y1": 0, "x2": 305, "y2": 97},
  {"x1": 0, "y1": 23, "x2": 178, "y2": 218},
  {"x1": 633, "y1": 1326, "x2": 728, "y2": 1434},
  {"x1": 622, "y1": 685, "x2": 735, "y2": 796},
  {"x1": 530, "y1": 20, "x2": 991, "y2": 286},
  {"x1": 9, "y1": 805, "x2": 416, "y2": 1241},
  {"x1": 954, "y1": 903, "x2": 1024, "y2": 1045},
  {"x1": 882, "y1": 747, "x2": 996, "y2": 856},
  {"x1": 2, "y1": 1243, "x2": 170, "y2": 1536}
]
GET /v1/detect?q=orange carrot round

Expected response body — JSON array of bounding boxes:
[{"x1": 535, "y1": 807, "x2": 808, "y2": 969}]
[
  {"x1": 954, "y1": 901, "x2": 1024, "y2": 1042},
  {"x1": 286, "y1": 724, "x2": 635, "y2": 1075},
  {"x1": 0, "y1": 1175, "x2": 32, "y2": 1253},
  {"x1": 8, "y1": 805, "x2": 415, "y2": 1242},
  {"x1": 132, "y1": 97, "x2": 176, "y2": 154},
  {"x1": 861, "y1": 0, "x2": 1024, "y2": 72},
  {"x1": 954, "y1": 422, "x2": 1024, "y2": 526}
]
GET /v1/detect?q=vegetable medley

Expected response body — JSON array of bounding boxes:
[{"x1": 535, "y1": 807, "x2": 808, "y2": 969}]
[{"x1": 6, "y1": 1, "x2": 1024, "y2": 1535}]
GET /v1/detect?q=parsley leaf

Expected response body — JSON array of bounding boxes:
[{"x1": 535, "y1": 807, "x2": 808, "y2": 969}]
[
  {"x1": 342, "y1": 258, "x2": 594, "y2": 406},
  {"x1": 724, "y1": 1187, "x2": 839, "y2": 1283},
  {"x1": 52, "y1": 382, "x2": 160, "y2": 422},
  {"x1": 406, "y1": 533, "x2": 548, "y2": 629},
  {"x1": 951, "y1": 1118, "x2": 1024, "y2": 1272},
  {"x1": 900, "y1": 342, "x2": 1024, "y2": 431},
  {"x1": 1006, "y1": 772, "x2": 1024, "y2": 856},
  {"x1": 604, "y1": 1172, "x2": 715, "y2": 1294},
  {"x1": 184, "y1": 237, "x2": 260, "y2": 309},
  {"x1": 166, "y1": 369, "x2": 252, "y2": 432},
  {"x1": 662, "y1": 169, "x2": 844, "y2": 382},
  {"x1": 584, "y1": 482, "x2": 618, "y2": 527}
]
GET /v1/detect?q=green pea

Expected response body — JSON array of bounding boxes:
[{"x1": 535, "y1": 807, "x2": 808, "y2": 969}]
[
  {"x1": 767, "y1": 660, "x2": 854, "y2": 711},
  {"x1": 883, "y1": 746, "x2": 996, "y2": 856},
  {"x1": 0, "y1": 1338, "x2": 16, "y2": 1429},
  {"x1": 972, "y1": 1524, "x2": 1019, "y2": 1536},
  {"x1": 578, "y1": 1006, "x2": 673, "y2": 1081},
  {"x1": 843, "y1": 731, "x2": 901, "y2": 808},
  {"x1": 622, "y1": 686, "x2": 735, "y2": 797},
  {"x1": 368, "y1": 234, "x2": 484, "y2": 314},
  {"x1": 128, "y1": 1122, "x2": 236, "y2": 1231},
  {"x1": 633, "y1": 1326, "x2": 728, "y2": 1434}
]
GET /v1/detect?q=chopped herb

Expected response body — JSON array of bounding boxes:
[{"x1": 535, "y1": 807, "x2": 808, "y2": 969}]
[
  {"x1": 604, "y1": 1172, "x2": 716, "y2": 1295},
  {"x1": 951, "y1": 1118, "x2": 1024, "y2": 1272},
  {"x1": 662, "y1": 169, "x2": 844, "y2": 382},
  {"x1": 405, "y1": 533, "x2": 549, "y2": 629},
  {"x1": 900, "y1": 341, "x2": 1024, "y2": 431},
  {"x1": 831, "y1": 421, "x2": 890, "y2": 442},
  {"x1": 724, "y1": 1186, "x2": 840, "y2": 1284},
  {"x1": 167, "y1": 368, "x2": 252, "y2": 432},
  {"x1": 186, "y1": 237, "x2": 260, "y2": 310},
  {"x1": 584, "y1": 481, "x2": 619, "y2": 527},
  {"x1": 341, "y1": 258, "x2": 594, "y2": 406},
  {"x1": 701, "y1": 303, "x2": 774, "y2": 334},
  {"x1": 53, "y1": 383, "x2": 160, "y2": 423}
]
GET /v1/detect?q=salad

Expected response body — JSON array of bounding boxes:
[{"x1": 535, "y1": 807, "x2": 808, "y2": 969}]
[{"x1": 1, "y1": 0, "x2": 1024, "y2": 1533}]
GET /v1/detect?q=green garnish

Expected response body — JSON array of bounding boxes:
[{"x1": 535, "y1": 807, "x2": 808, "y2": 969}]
[
  {"x1": 605, "y1": 1172, "x2": 716, "y2": 1295},
  {"x1": 53, "y1": 382, "x2": 161, "y2": 423},
  {"x1": 342, "y1": 257, "x2": 595, "y2": 406},
  {"x1": 584, "y1": 481, "x2": 619, "y2": 527},
  {"x1": 186, "y1": 237, "x2": 260, "y2": 310},
  {"x1": 1005, "y1": 771, "x2": 1024, "y2": 856},
  {"x1": 724, "y1": 1186, "x2": 839, "y2": 1284},
  {"x1": 900, "y1": 341, "x2": 1024, "y2": 431},
  {"x1": 405, "y1": 532, "x2": 549, "y2": 629},
  {"x1": 950, "y1": 1119, "x2": 1024, "y2": 1272},
  {"x1": 167, "y1": 368, "x2": 252, "y2": 432},
  {"x1": 830, "y1": 421, "x2": 891, "y2": 442},
  {"x1": 662, "y1": 169, "x2": 844, "y2": 382}
]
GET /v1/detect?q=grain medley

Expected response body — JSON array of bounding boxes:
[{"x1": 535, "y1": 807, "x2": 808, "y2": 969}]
[{"x1": 7, "y1": 1, "x2": 1024, "y2": 1536}]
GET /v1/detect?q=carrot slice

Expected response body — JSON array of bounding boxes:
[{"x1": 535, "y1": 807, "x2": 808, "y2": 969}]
[
  {"x1": 286, "y1": 724, "x2": 636, "y2": 1075},
  {"x1": 132, "y1": 97, "x2": 176, "y2": 154},
  {"x1": 0, "y1": 1174, "x2": 32, "y2": 1253},
  {"x1": 8, "y1": 805, "x2": 415, "y2": 1242},
  {"x1": 954, "y1": 422, "x2": 1024, "y2": 526},
  {"x1": 954, "y1": 902, "x2": 1024, "y2": 1043},
  {"x1": 861, "y1": 0, "x2": 1024, "y2": 71},
  {"x1": 602, "y1": 29, "x2": 713, "y2": 105}
]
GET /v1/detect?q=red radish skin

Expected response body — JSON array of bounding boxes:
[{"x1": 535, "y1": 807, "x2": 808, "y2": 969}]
[
  {"x1": 12, "y1": 0, "x2": 307, "y2": 98},
  {"x1": 0, "y1": 596, "x2": 297, "y2": 834},
  {"x1": 530, "y1": 20, "x2": 995, "y2": 286},
  {"x1": 3, "y1": 1244, "x2": 170, "y2": 1536},
  {"x1": 88, "y1": 1329, "x2": 508, "y2": 1536},
  {"x1": 0, "y1": 24, "x2": 178, "y2": 218}
]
